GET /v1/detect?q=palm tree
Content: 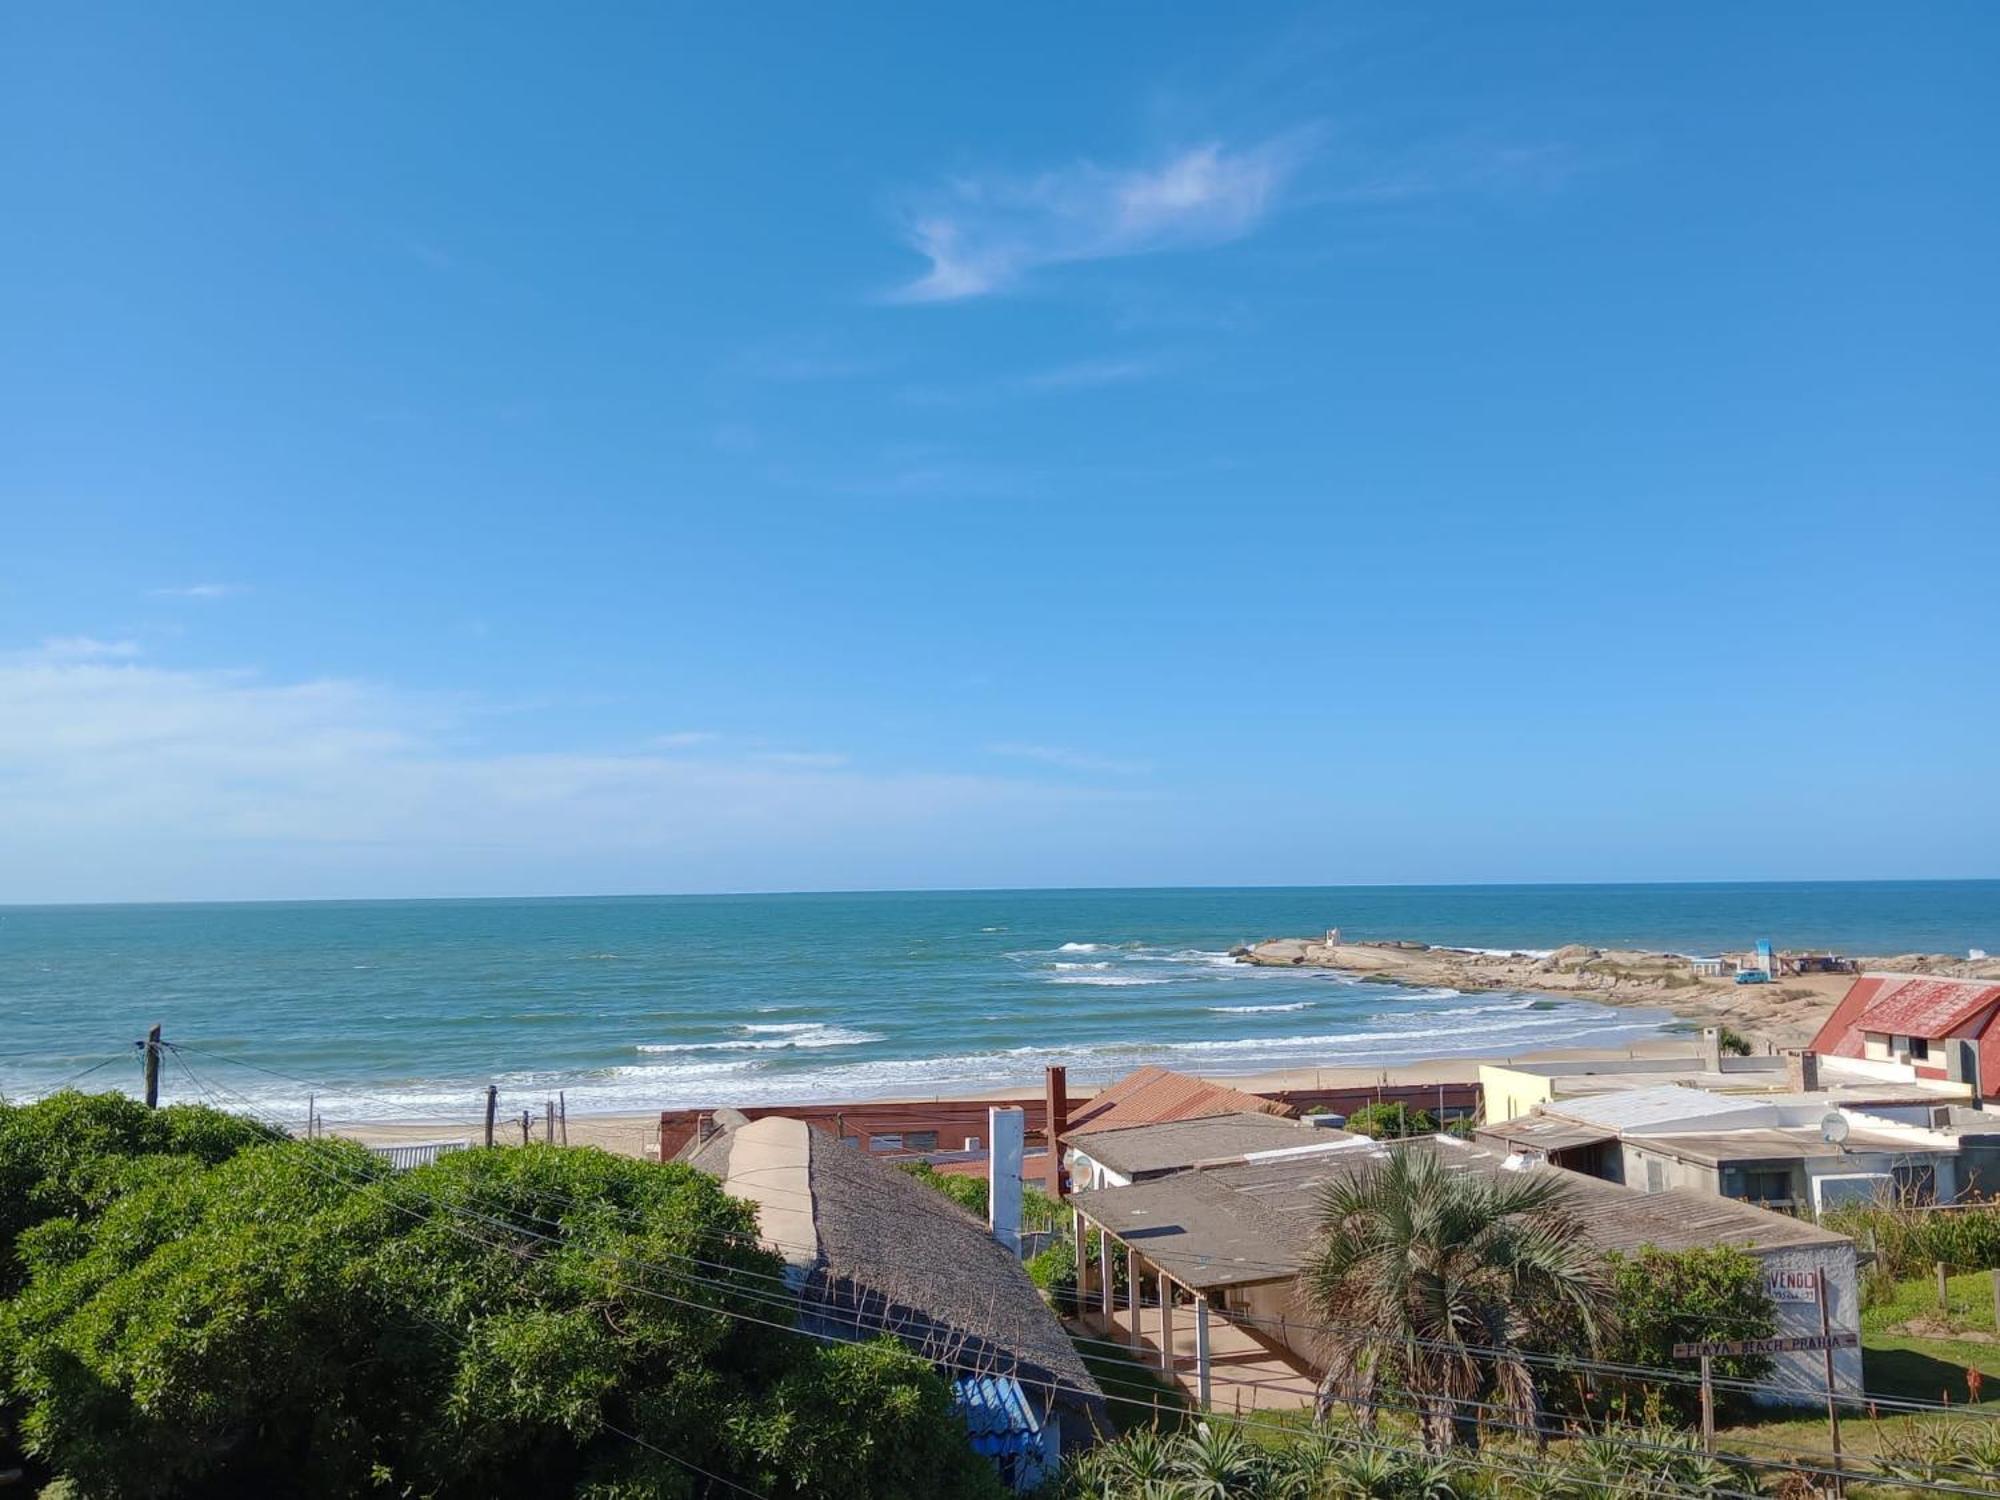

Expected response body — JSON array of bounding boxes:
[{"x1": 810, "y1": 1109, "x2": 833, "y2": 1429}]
[{"x1": 1297, "y1": 1145, "x2": 1612, "y2": 1453}]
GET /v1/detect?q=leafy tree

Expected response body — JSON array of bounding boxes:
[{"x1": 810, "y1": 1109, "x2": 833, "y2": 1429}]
[
  {"x1": 1341, "y1": 1102, "x2": 1437, "y2": 1140},
  {"x1": 1602, "y1": 1246, "x2": 1775, "y2": 1423},
  {"x1": 1297, "y1": 1148, "x2": 1612, "y2": 1452},
  {"x1": 1, "y1": 1115, "x2": 1003, "y2": 1500}
]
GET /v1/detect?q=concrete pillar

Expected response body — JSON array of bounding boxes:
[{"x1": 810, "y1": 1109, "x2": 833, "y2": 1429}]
[
  {"x1": 1125, "y1": 1247, "x2": 1142, "y2": 1349},
  {"x1": 1158, "y1": 1273, "x2": 1175, "y2": 1374},
  {"x1": 987, "y1": 1106, "x2": 1024, "y2": 1256},
  {"x1": 1194, "y1": 1295, "x2": 1212, "y2": 1410}
]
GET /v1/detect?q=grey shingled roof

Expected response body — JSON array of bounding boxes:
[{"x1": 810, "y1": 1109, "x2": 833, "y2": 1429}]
[
  {"x1": 1072, "y1": 1136, "x2": 1845, "y2": 1291},
  {"x1": 689, "y1": 1118, "x2": 1106, "y2": 1430},
  {"x1": 1073, "y1": 1111, "x2": 1348, "y2": 1177}
]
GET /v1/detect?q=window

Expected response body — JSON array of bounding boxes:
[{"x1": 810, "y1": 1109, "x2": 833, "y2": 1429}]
[
  {"x1": 1728, "y1": 1167, "x2": 1794, "y2": 1206},
  {"x1": 1644, "y1": 1158, "x2": 1665, "y2": 1193},
  {"x1": 867, "y1": 1133, "x2": 903, "y2": 1152},
  {"x1": 838, "y1": 1136, "x2": 861, "y2": 1150},
  {"x1": 1907, "y1": 1036, "x2": 1930, "y2": 1061},
  {"x1": 903, "y1": 1130, "x2": 938, "y2": 1152},
  {"x1": 965, "y1": 1136, "x2": 982, "y2": 1152},
  {"x1": 1893, "y1": 1163, "x2": 1938, "y2": 1204}
]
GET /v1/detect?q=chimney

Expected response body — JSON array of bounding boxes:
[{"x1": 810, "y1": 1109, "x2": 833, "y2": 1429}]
[
  {"x1": 987, "y1": 1106, "x2": 1024, "y2": 1257},
  {"x1": 1044, "y1": 1065, "x2": 1069, "y2": 1199},
  {"x1": 1946, "y1": 1039, "x2": 1982, "y2": 1105},
  {"x1": 1700, "y1": 1027, "x2": 1723, "y2": 1074},
  {"x1": 1786, "y1": 1049, "x2": 1821, "y2": 1094}
]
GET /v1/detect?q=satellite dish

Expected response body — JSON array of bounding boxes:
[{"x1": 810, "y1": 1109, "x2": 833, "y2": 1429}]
[{"x1": 1821, "y1": 1112, "x2": 1850, "y2": 1146}]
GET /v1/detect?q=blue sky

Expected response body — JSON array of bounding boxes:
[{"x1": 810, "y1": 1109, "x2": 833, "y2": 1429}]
[{"x1": 2, "y1": 4, "x2": 1996, "y2": 902}]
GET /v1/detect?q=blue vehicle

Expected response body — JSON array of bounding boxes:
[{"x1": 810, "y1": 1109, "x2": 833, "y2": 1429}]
[{"x1": 1734, "y1": 969, "x2": 1770, "y2": 985}]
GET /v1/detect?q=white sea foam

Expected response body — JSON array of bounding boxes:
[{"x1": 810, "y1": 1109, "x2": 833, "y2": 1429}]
[
  {"x1": 1057, "y1": 941, "x2": 1103, "y2": 952},
  {"x1": 1207, "y1": 1002, "x2": 1313, "y2": 1014},
  {"x1": 1044, "y1": 974, "x2": 1167, "y2": 987},
  {"x1": 1051, "y1": 961, "x2": 1113, "y2": 971},
  {"x1": 634, "y1": 1024, "x2": 882, "y2": 1054}
]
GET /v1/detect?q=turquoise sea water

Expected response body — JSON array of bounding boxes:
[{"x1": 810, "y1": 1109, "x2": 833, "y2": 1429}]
[{"x1": 2, "y1": 882, "x2": 1993, "y2": 1122}]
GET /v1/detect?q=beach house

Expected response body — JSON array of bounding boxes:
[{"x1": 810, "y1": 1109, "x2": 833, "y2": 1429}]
[
  {"x1": 1480, "y1": 1026, "x2": 1973, "y2": 1126},
  {"x1": 1807, "y1": 972, "x2": 2000, "y2": 1091},
  {"x1": 1478, "y1": 1083, "x2": 2000, "y2": 1211},
  {"x1": 687, "y1": 1111, "x2": 1106, "y2": 1489}
]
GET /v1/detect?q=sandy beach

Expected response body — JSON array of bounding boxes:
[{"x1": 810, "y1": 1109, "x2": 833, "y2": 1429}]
[{"x1": 329, "y1": 1036, "x2": 1718, "y2": 1160}]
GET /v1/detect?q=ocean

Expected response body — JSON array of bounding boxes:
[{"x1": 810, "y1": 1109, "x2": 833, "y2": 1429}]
[{"x1": 2, "y1": 882, "x2": 1993, "y2": 1122}]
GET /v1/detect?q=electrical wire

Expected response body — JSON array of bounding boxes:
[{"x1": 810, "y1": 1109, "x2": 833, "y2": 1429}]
[{"x1": 165, "y1": 1056, "x2": 1999, "y2": 1498}]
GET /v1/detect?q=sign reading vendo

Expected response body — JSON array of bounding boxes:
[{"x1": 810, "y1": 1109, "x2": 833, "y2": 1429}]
[{"x1": 1765, "y1": 1268, "x2": 1821, "y2": 1303}]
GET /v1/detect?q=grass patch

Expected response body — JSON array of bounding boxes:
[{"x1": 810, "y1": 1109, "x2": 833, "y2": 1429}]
[{"x1": 1067, "y1": 1326, "x2": 1192, "y2": 1435}]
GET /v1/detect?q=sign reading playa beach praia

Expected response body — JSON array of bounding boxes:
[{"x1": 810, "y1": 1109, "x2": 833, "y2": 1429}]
[{"x1": 1673, "y1": 1334, "x2": 1858, "y2": 1359}]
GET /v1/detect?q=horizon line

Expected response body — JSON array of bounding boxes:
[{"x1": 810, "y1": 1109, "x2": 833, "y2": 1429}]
[{"x1": 3, "y1": 874, "x2": 1996, "y2": 913}]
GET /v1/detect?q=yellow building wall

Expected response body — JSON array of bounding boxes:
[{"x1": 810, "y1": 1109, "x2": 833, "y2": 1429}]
[{"x1": 1478, "y1": 1064, "x2": 1555, "y2": 1124}]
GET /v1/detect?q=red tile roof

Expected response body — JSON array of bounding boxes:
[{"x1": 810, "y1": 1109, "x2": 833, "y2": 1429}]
[
  {"x1": 1810, "y1": 973, "x2": 2000, "y2": 1058},
  {"x1": 1856, "y1": 976, "x2": 2000, "y2": 1040},
  {"x1": 1063, "y1": 1066, "x2": 1291, "y2": 1136}
]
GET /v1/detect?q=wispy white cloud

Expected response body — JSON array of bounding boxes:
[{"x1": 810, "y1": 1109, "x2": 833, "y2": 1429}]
[
  {"x1": 149, "y1": 583, "x2": 243, "y2": 601},
  {"x1": 1015, "y1": 355, "x2": 1171, "y2": 392},
  {"x1": 0, "y1": 641, "x2": 1105, "y2": 901},
  {"x1": 38, "y1": 635, "x2": 143, "y2": 660},
  {"x1": 890, "y1": 136, "x2": 1311, "y2": 303},
  {"x1": 652, "y1": 730, "x2": 722, "y2": 749},
  {"x1": 988, "y1": 742, "x2": 1152, "y2": 777},
  {"x1": 755, "y1": 750, "x2": 849, "y2": 769}
]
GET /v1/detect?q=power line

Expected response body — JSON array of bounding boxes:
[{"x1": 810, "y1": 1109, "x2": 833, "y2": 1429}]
[
  {"x1": 167, "y1": 1059, "x2": 1998, "y2": 1498},
  {"x1": 164, "y1": 1040, "x2": 2000, "y2": 1423},
  {"x1": 158, "y1": 1048, "x2": 771, "y2": 1500}
]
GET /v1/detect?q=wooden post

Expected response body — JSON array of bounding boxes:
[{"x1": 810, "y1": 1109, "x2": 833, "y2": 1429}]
[
  {"x1": 1699, "y1": 1354, "x2": 1715, "y2": 1453},
  {"x1": 1937, "y1": 1261, "x2": 1950, "y2": 1310},
  {"x1": 1098, "y1": 1227, "x2": 1113, "y2": 1319},
  {"x1": 1194, "y1": 1294, "x2": 1212, "y2": 1410},
  {"x1": 1158, "y1": 1273, "x2": 1174, "y2": 1375},
  {"x1": 1818, "y1": 1271, "x2": 1845, "y2": 1494},
  {"x1": 1992, "y1": 1267, "x2": 2000, "y2": 1335},
  {"x1": 520, "y1": 1109, "x2": 530, "y2": 1145},
  {"x1": 142, "y1": 1024, "x2": 161, "y2": 1108},
  {"x1": 483, "y1": 1085, "x2": 497, "y2": 1149},
  {"x1": 306, "y1": 1093, "x2": 315, "y2": 1140},
  {"x1": 1126, "y1": 1247, "x2": 1142, "y2": 1350},
  {"x1": 558, "y1": 1091, "x2": 568, "y2": 1146},
  {"x1": 1071, "y1": 1209, "x2": 1090, "y2": 1314},
  {"x1": 544, "y1": 1099, "x2": 555, "y2": 1143}
]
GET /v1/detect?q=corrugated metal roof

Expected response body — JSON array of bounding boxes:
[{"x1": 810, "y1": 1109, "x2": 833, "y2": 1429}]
[
  {"x1": 1072, "y1": 1111, "x2": 1339, "y2": 1176},
  {"x1": 953, "y1": 1375, "x2": 1043, "y2": 1455},
  {"x1": 1547, "y1": 1086, "x2": 1774, "y2": 1131},
  {"x1": 1071, "y1": 1137, "x2": 1845, "y2": 1290},
  {"x1": 1065, "y1": 1066, "x2": 1291, "y2": 1136},
  {"x1": 1475, "y1": 1115, "x2": 1617, "y2": 1152},
  {"x1": 1856, "y1": 976, "x2": 2000, "y2": 1041}
]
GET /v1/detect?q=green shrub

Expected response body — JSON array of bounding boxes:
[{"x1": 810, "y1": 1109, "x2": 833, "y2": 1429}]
[
  {"x1": 1716, "y1": 1026, "x2": 1753, "y2": 1057},
  {"x1": 1, "y1": 1121, "x2": 1002, "y2": 1500},
  {"x1": 1600, "y1": 1246, "x2": 1776, "y2": 1423},
  {"x1": 1343, "y1": 1101, "x2": 1437, "y2": 1139}
]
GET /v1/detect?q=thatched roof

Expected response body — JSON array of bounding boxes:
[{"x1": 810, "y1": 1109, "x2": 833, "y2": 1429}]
[{"x1": 689, "y1": 1116, "x2": 1106, "y2": 1432}]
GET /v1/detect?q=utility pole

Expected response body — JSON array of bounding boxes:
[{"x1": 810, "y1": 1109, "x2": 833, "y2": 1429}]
[
  {"x1": 483, "y1": 1085, "x2": 498, "y2": 1149},
  {"x1": 142, "y1": 1024, "x2": 162, "y2": 1109},
  {"x1": 1818, "y1": 1272, "x2": 1845, "y2": 1495}
]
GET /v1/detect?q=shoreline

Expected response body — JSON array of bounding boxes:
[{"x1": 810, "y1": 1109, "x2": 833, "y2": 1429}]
[
  {"x1": 1235, "y1": 936, "x2": 2000, "y2": 1051},
  {"x1": 326, "y1": 1036, "x2": 1713, "y2": 1160}
]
